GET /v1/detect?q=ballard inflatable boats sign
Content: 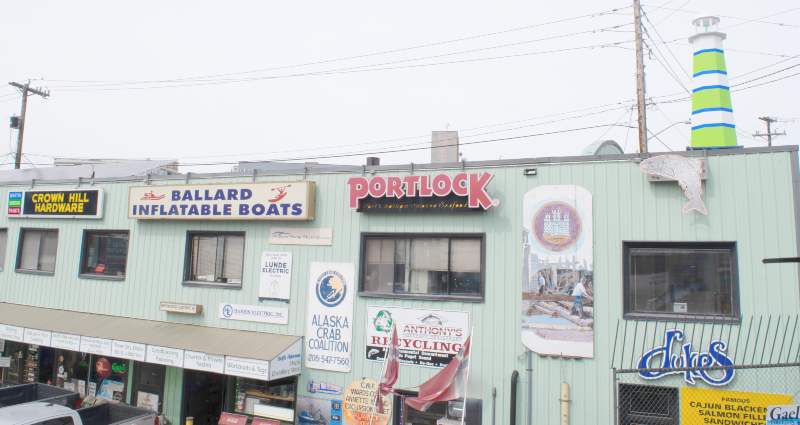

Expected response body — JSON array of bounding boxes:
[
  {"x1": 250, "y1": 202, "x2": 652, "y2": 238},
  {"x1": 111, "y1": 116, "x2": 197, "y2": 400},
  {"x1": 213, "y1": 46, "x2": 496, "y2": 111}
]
[
  {"x1": 347, "y1": 172, "x2": 499, "y2": 212},
  {"x1": 129, "y1": 182, "x2": 315, "y2": 220}
]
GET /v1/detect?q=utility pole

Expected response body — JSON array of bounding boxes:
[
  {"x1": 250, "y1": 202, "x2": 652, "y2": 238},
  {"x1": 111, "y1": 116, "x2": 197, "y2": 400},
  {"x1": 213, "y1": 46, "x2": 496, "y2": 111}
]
[
  {"x1": 633, "y1": 0, "x2": 648, "y2": 153},
  {"x1": 9, "y1": 81, "x2": 50, "y2": 169},
  {"x1": 753, "y1": 116, "x2": 786, "y2": 147}
]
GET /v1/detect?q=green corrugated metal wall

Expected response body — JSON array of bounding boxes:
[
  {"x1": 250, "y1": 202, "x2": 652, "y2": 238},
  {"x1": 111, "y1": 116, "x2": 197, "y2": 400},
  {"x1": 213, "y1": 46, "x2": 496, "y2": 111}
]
[{"x1": 0, "y1": 148, "x2": 797, "y2": 425}]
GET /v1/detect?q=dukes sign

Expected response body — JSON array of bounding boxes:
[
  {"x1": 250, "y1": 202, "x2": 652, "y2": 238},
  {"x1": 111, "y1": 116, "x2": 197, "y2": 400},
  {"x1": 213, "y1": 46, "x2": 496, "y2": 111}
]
[
  {"x1": 347, "y1": 172, "x2": 499, "y2": 212},
  {"x1": 638, "y1": 329, "x2": 734, "y2": 386}
]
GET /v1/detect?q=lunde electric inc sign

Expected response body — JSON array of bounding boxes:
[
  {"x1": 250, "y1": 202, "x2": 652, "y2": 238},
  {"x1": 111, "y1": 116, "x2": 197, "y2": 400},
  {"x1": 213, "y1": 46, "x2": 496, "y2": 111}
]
[{"x1": 347, "y1": 172, "x2": 499, "y2": 212}]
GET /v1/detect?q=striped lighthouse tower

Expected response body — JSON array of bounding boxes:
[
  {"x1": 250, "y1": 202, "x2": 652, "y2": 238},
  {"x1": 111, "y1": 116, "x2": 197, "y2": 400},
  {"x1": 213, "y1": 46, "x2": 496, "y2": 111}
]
[{"x1": 689, "y1": 16, "x2": 738, "y2": 149}]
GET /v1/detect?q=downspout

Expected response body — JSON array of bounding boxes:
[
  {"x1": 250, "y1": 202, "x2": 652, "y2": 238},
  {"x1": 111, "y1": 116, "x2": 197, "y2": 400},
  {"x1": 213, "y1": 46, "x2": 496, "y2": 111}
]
[
  {"x1": 509, "y1": 371, "x2": 519, "y2": 425},
  {"x1": 527, "y1": 350, "x2": 533, "y2": 425}
]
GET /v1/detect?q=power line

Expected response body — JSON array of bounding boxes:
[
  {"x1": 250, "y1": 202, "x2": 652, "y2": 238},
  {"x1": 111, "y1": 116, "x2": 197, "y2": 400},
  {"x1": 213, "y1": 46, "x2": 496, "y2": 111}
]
[
  {"x1": 25, "y1": 103, "x2": 633, "y2": 162},
  {"x1": 44, "y1": 5, "x2": 631, "y2": 86},
  {"x1": 47, "y1": 39, "x2": 634, "y2": 93},
  {"x1": 642, "y1": 4, "x2": 800, "y2": 28},
  {"x1": 641, "y1": 9, "x2": 691, "y2": 80},
  {"x1": 4, "y1": 122, "x2": 634, "y2": 168},
  {"x1": 47, "y1": 24, "x2": 631, "y2": 90}
]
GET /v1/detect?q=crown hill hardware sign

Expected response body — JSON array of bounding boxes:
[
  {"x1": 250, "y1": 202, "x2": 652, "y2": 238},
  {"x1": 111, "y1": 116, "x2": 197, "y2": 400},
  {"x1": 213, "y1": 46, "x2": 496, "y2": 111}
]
[
  {"x1": 8, "y1": 189, "x2": 104, "y2": 218},
  {"x1": 128, "y1": 182, "x2": 315, "y2": 220},
  {"x1": 347, "y1": 172, "x2": 499, "y2": 212}
]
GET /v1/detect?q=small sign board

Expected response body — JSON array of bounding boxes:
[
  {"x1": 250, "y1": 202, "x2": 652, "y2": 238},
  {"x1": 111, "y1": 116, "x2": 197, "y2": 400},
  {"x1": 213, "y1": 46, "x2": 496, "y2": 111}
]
[
  {"x1": 8, "y1": 189, "x2": 104, "y2": 218},
  {"x1": 0, "y1": 357, "x2": 10, "y2": 368},
  {"x1": 159, "y1": 301, "x2": 203, "y2": 315},
  {"x1": 768, "y1": 405, "x2": 800, "y2": 424}
]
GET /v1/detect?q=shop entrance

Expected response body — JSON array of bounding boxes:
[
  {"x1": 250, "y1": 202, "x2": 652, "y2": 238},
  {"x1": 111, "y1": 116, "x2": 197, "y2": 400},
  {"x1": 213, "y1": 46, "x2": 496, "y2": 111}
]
[{"x1": 182, "y1": 369, "x2": 225, "y2": 425}]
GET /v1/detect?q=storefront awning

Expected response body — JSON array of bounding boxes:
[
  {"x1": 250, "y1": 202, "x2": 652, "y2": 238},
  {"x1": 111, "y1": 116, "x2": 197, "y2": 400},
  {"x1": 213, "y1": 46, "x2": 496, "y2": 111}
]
[{"x1": 0, "y1": 303, "x2": 302, "y2": 381}]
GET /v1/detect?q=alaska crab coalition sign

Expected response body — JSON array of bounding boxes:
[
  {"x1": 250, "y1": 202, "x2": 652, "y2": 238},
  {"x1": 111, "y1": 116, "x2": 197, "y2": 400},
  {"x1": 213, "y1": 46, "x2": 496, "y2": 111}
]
[
  {"x1": 347, "y1": 172, "x2": 499, "y2": 212},
  {"x1": 128, "y1": 182, "x2": 315, "y2": 220},
  {"x1": 304, "y1": 262, "x2": 355, "y2": 372}
]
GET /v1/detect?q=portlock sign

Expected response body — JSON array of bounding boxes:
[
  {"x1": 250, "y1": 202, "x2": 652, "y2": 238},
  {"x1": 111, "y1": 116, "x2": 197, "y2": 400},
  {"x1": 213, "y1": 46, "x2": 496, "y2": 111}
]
[
  {"x1": 638, "y1": 329, "x2": 734, "y2": 386},
  {"x1": 128, "y1": 182, "x2": 315, "y2": 220},
  {"x1": 347, "y1": 172, "x2": 499, "y2": 212},
  {"x1": 8, "y1": 189, "x2": 103, "y2": 218}
]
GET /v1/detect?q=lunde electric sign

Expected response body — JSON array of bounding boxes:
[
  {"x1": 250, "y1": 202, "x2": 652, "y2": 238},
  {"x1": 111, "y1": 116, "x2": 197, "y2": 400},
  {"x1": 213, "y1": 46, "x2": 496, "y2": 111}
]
[{"x1": 347, "y1": 172, "x2": 499, "y2": 211}]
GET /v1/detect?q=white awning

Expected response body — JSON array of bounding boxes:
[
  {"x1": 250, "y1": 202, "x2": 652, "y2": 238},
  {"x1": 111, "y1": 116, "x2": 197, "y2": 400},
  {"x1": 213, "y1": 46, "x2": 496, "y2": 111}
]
[{"x1": 0, "y1": 303, "x2": 301, "y2": 381}]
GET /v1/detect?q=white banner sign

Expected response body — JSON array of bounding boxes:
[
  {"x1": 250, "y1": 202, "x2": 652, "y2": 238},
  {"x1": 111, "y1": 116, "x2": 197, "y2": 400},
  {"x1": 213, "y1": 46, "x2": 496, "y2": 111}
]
[
  {"x1": 305, "y1": 262, "x2": 355, "y2": 372},
  {"x1": 51, "y1": 333, "x2": 81, "y2": 351},
  {"x1": 224, "y1": 356, "x2": 270, "y2": 380},
  {"x1": 183, "y1": 351, "x2": 225, "y2": 374},
  {"x1": 268, "y1": 227, "x2": 332, "y2": 246},
  {"x1": 270, "y1": 339, "x2": 303, "y2": 380},
  {"x1": 146, "y1": 345, "x2": 184, "y2": 367},
  {"x1": 365, "y1": 307, "x2": 469, "y2": 368},
  {"x1": 259, "y1": 251, "x2": 293, "y2": 301},
  {"x1": 0, "y1": 357, "x2": 10, "y2": 368},
  {"x1": 219, "y1": 303, "x2": 289, "y2": 325},
  {"x1": 80, "y1": 337, "x2": 113, "y2": 356},
  {"x1": 129, "y1": 182, "x2": 315, "y2": 221},
  {"x1": 112, "y1": 340, "x2": 147, "y2": 361},
  {"x1": 23, "y1": 329, "x2": 52, "y2": 347},
  {"x1": 0, "y1": 324, "x2": 24, "y2": 342}
]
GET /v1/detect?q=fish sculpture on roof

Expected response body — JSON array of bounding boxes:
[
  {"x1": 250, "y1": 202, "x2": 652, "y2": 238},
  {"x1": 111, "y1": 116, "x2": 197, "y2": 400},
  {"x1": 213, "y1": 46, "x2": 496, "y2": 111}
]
[{"x1": 639, "y1": 154, "x2": 708, "y2": 215}]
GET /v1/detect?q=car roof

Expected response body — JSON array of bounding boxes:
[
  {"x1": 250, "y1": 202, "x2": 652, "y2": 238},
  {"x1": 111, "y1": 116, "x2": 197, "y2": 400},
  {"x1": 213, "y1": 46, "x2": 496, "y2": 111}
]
[{"x1": 0, "y1": 402, "x2": 74, "y2": 425}]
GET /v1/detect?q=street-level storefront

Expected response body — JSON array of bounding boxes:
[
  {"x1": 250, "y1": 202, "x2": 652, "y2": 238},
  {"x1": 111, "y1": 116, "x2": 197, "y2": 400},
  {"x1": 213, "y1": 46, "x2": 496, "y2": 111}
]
[{"x1": 0, "y1": 303, "x2": 302, "y2": 424}]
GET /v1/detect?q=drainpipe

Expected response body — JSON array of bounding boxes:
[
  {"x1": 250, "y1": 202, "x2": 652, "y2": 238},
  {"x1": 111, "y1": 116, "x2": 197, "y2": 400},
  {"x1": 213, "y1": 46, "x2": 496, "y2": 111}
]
[
  {"x1": 509, "y1": 371, "x2": 519, "y2": 425},
  {"x1": 492, "y1": 387, "x2": 497, "y2": 425},
  {"x1": 527, "y1": 351, "x2": 533, "y2": 425},
  {"x1": 560, "y1": 382, "x2": 570, "y2": 425}
]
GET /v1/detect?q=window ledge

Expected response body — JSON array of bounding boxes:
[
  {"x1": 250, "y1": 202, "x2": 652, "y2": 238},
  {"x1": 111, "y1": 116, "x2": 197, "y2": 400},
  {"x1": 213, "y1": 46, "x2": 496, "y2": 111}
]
[
  {"x1": 79, "y1": 273, "x2": 125, "y2": 282},
  {"x1": 15, "y1": 269, "x2": 55, "y2": 276},
  {"x1": 183, "y1": 280, "x2": 242, "y2": 290},
  {"x1": 624, "y1": 312, "x2": 740, "y2": 324},
  {"x1": 358, "y1": 291, "x2": 483, "y2": 303}
]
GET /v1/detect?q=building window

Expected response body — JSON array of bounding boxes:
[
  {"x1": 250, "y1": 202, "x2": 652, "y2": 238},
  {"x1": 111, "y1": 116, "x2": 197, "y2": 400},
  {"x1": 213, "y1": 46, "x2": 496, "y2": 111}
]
[
  {"x1": 361, "y1": 234, "x2": 483, "y2": 300},
  {"x1": 16, "y1": 228, "x2": 58, "y2": 273},
  {"x1": 618, "y1": 384, "x2": 678, "y2": 425},
  {"x1": 80, "y1": 231, "x2": 129, "y2": 278},
  {"x1": 0, "y1": 229, "x2": 7, "y2": 271},
  {"x1": 624, "y1": 242, "x2": 738, "y2": 321},
  {"x1": 184, "y1": 232, "x2": 244, "y2": 287}
]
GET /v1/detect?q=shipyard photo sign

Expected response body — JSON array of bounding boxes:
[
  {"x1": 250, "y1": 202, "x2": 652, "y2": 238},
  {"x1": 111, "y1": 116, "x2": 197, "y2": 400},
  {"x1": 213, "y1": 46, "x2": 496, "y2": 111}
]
[
  {"x1": 8, "y1": 189, "x2": 103, "y2": 218},
  {"x1": 365, "y1": 306, "x2": 469, "y2": 368},
  {"x1": 128, "y1": 182, "x2": 315, "y2": 220}
]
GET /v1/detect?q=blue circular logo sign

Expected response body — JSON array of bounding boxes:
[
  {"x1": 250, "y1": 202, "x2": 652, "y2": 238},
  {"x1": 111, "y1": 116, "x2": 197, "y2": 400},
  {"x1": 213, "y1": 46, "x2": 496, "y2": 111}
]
[
  {"x1": 222, "y1": 304, "x2": 234, "y2": 318},
  {"x1": 315, "y1": 271, "x2": 347, "y2": 307}
]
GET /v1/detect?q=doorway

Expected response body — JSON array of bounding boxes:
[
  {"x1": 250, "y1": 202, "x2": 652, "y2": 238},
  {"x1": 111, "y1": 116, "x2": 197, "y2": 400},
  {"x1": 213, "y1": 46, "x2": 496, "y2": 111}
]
[
  {"x1": 182, "y1": 369, "x2": 225, "y2": 425},
  {"x1": 133, "y1": 362, "x2": 165, "y2": 413}
]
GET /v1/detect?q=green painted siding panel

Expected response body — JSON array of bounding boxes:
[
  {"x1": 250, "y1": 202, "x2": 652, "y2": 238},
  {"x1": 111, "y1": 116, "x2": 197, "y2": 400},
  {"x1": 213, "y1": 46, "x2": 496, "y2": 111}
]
[{"x1": 0, "y1": 149, "x2": 796, "y2": 425}]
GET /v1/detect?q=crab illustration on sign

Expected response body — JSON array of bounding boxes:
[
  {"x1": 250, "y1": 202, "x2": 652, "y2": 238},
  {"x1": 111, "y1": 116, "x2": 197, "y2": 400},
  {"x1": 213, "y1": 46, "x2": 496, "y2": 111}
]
[{"x1": 639, "y1": 155, "x2": 707, "y2": 215}]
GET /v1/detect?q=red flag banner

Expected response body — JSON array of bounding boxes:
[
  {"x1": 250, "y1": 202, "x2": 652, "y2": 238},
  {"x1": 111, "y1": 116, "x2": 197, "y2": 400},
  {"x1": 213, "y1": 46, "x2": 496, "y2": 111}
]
[
  {"x1": 405, "y1": 336, "x2": 472, "y2": 412},
  {"x1": 376, "y1": 326, "x2": 400, "y2": 414}
]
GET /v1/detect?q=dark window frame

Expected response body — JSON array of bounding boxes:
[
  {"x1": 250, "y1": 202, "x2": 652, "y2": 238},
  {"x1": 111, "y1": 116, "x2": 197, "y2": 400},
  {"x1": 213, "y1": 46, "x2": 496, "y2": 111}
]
[
  {"x1": 359, "y1": 232, "x2": 485, "y2": 302},
  {"x1": 15, "y1": 228, "x2": 59, "y2": 275},
  {"x1": 182, "y1": 230, "x2": 246, "y2": 289},
  {"x1": 0, "y1": 228, "x2": 7, "y2": 272},
  {"x1": 79, "y1": 229, "x2": 130, "y2": 281},
  {"x1": 618, "y1": 383, "x2": 679, "y2": 425},
  {"x1": 622, "y1": 241, "x2": 740, "y2": 323}
]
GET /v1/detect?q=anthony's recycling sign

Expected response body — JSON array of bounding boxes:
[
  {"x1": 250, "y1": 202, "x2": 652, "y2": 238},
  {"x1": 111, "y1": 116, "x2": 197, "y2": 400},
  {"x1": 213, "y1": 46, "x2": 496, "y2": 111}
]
[{"x1": 365, "y1": 306, "x2": 469, "y2": 368}]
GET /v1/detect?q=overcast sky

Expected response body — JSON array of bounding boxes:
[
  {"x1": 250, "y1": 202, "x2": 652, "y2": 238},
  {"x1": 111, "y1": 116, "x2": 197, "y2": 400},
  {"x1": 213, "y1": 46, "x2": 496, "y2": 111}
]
[{"x1": 1, "y1": 1, "x2": 798, "y2": 172}]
